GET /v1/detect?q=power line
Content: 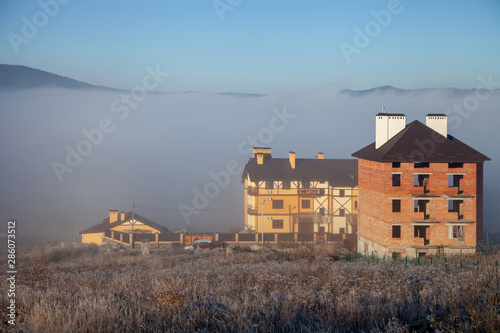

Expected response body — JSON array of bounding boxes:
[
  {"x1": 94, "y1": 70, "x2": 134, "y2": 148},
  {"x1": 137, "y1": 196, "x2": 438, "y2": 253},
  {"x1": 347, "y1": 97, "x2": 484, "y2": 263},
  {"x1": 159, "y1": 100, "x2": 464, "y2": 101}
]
[{"x1": 135, "y1": 205, "x2": 244, "y2": 212}]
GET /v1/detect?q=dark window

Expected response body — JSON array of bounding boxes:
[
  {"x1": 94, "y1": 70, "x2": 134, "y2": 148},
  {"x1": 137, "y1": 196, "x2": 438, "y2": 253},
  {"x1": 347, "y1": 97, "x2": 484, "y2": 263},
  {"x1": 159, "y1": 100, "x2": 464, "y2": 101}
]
[
  {"x1": 339, "y1": 189, "x2": 345, "y2": 197},
  {"x1": 272, "y1": 220, "x2": 283, "y2": 229},
  {"x1": 414, "y1": 162, "x2": 430, "y2": 168},
  {"x1": 392, "y1": 226, "x2": 401, "y2": 238},
  {"x1": 354, "y1": 201, "x2": 358, "y2": 211},
  {"x1": 272, "y1": 200, "x2": 284, "y2": 209},
  {"x1": 282, "y1": 181, "x2": 291, "y2": 189},
  {"x1": 319, "y1": 188, "x2": 325, "y2": 196},
  {"x1": 448, "y1": 162, "x2": 464, "y2": 168},
  {"x1": 339, "y1": 209, "x2": 345, "y2": 217},
  {"x1": 392, "y1": 174, "x2": 401, "y2": 187},
  {"x1": 301, "y1": 181, "x2": 310, "y2": 189},
  {"x1": 319, "y1": 180, "x2": 325, "y2": 184},
  {"x1": 414, "y1": 174, "x2": 430, "y2": 188},
  {"x1": 319, "y1": 208, "x2": 325, "y2": 215},
  {"x1": 301, "y1": 200, "x2": 310, "y2": 209},
  {"x1": 414, "y1": 226, "x2": 427, "y2": 238},
  {"x1": 392, "y1": 199, "x2": 401, "y2": 213},
  {"x1": 392, "y1": 162, "x2": 401, "y2": 168},
  {"x1": 448, "y1": 175, "x2": 463, "y2": 193},
  {"x1": 319, "y1": 226, "x2": 325, "y2": 233},
  {"x1": 265, "y1": 181, "x2": 274, "y2": 189}
]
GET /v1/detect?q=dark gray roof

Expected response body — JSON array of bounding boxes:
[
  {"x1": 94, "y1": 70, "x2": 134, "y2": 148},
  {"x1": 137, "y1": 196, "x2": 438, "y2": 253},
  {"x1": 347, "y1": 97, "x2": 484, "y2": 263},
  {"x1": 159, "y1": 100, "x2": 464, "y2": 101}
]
[
  {"x1": 242, "y1": 158, "x2": 357, "y2": 187},
  {"x1": 376, "y1": 113, "x2": 406, "y2": 116},
  {"x1": 426, "y1": 113, "x2": 447, "y2": 117},
  {"x1": 352, "y1": 120, "x2": 490, "y2": 163},
  {"x1": 80, "y1": 212, "x2": 169, "y2": 234}
]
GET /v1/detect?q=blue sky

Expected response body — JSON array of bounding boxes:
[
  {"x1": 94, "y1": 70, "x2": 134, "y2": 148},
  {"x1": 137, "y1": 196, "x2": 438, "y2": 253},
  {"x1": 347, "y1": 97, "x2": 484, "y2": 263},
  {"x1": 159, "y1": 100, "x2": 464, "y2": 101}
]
[{"x1": 1, "y1": 0, "x2": 499, "y2": 93}]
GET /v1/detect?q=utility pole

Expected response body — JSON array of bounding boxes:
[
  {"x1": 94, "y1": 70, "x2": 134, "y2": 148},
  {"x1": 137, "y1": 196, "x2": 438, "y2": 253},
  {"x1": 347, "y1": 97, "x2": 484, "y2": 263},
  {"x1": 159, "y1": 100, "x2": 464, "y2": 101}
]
[
  {"x1": 261, "y1": 199, "x2": 265, "y2": 247},
  {"x1": 131, "y1": 202, "x2": 135, "y2": 248}
]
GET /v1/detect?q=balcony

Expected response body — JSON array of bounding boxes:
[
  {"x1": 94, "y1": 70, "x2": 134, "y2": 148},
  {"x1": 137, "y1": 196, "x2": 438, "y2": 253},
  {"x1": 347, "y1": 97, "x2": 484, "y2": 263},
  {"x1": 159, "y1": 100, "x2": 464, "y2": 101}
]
[
  {"x1": 298, "y1": 188, "x2": 319, "y2": 196},
  {"x1": 247, "y1": 187, "x2": 258, "y2": 196},
  {"x1": 247, "y1": 206, "x2": 258, "y2": 215}
]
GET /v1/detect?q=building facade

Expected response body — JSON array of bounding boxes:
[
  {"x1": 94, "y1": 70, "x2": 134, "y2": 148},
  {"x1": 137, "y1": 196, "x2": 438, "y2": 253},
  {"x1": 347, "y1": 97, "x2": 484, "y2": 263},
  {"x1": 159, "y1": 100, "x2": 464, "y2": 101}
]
[
  {"x1": 353, "y1": 113, "x2": 490, "y2": 256},
  {"x1": 241, "y1": 148, "x2": 357, "y2": 236},
  {"x1": 80, "y1": 210, "x2": 168, "y2": 245}
]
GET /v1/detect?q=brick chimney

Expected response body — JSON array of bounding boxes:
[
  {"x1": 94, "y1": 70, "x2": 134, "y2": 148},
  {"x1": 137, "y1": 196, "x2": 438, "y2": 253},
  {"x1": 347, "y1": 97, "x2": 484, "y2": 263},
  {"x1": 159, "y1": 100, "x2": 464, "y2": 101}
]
[
  {"x1": 426, "y1": 114, "x2": 447, "y2": 138},
  {"x1": 376, "y1": 111, "x2": 406, "y2": 149},
  {"x1": 120, "y1": 211, "x2": 125, "y2": 221},
  {"x1": 289, "y1": 151, "x2": 296, "y2": 169},
  {"x1": 109, "y1": 210, "x2": 118, "y2": 223}
]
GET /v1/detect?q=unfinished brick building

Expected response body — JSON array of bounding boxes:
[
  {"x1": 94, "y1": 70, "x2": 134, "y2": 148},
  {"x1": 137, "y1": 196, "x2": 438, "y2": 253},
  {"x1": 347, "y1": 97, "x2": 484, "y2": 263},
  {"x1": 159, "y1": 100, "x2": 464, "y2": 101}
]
[{"x1": 352, "y1": 113, "x2": 490, "y2": 256}]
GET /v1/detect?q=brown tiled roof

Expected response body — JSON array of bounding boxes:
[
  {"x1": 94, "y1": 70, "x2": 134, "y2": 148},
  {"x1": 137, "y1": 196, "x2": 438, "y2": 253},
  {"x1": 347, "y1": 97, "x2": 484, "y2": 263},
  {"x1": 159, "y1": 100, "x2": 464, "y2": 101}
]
[
  {"x1": 352, "y1": 120, "x2": 490, "y2": 163},
  {"x1": 80, "y1": 212, "x2": 169, "y2": 234},
  {"x1": 242, "y1": 158, "x2": 357, "y2": 187}
]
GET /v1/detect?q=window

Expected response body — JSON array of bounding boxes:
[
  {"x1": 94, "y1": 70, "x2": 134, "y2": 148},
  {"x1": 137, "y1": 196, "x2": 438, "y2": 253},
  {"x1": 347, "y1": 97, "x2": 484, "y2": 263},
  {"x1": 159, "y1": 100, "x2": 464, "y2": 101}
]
[
  {"x1": 319, "y1": 208, "x2": 325, "y2": 215},
  {"x1": 272, "y1": 219, "x2": 283, "y2": 229},
  {"x1": 392, "y1": 199, "x2": 401, "y2": 213},
  {"x1": 414, "y1": 174, "x2": 430, "y2": 187},
  {"x1": 414, "y1": 162, "x2": 430, "y2": 168},
  {"x1": 392, "y1": 162, "x2": 401, "y2": 168},
  {"x1": 354, "y1": 200, "x2": 358, "y2": 211},
  {"x1": 392, "y1": 226, "x2": 401, "y2": 238},
  {"x1": 301, "y1": 200, "x2": 310, "y2": 209},
  {"x1": 272, "y1": 200, "x2": 284, "y2": 209},
  {"x1": 449, "y1": 225, "x2": 465, "y2": 239},
  {"x1": 339, "y1": 209, "x2": 345, "y2": 217},
  {"x1": 448, "y1": 174, "x2": 463, "y2": 193},
  {"x1": 319, "y1": 180, "x2": 325, "y2": 184},
  {"x1": 392, "y1": 174, "x2": 401, "y2": 187},
  {"x1": 339, "y1": 189, "x2": 345, "y2": 197},
  {"x1": 448, "y1": 162, "x2": 463, "y2": 169},
  {"x1": 301, "y1": 181, "x2": 310, "y2": 189},
  {"x1": 319, "y1": 188, "x2": 325, "y2": 196},
  {"x1": 282, "y1": 181, "x2": 291, "y2": 189},
  {"x1": 414, "y1": 226, "x2": 427, "y2": 238},
  {"x1": 265, "y1": 181, "x2": 274, "y2": 189},
  {"x1": 319, "y1": 226, "x2": 325, "y2": 233}
]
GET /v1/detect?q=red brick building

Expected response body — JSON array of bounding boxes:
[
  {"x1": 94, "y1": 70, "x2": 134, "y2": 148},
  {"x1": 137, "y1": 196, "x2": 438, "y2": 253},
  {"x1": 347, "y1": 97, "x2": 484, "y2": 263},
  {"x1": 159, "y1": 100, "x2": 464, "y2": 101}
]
[{"x1": 352, "y1": 113, "x2": 490, "y2": 256}]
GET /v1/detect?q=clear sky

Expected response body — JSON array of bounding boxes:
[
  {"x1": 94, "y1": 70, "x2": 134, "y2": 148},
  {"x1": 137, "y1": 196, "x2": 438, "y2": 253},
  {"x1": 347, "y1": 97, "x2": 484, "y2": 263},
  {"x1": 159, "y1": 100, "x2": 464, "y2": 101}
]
[{"x1": 1, "y1": 0, "x2": 499, "y2": 93}]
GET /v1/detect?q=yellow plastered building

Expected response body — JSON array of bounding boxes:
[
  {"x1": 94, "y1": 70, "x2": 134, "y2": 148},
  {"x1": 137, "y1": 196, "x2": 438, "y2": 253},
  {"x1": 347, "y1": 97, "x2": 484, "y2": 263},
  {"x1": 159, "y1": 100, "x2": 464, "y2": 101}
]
[
  {"x1": 80, "y1": 210, "x2": 168, "y2": 245},
  {"x1": 242, "y1": 147, "x2": 358, "y2": 235}
]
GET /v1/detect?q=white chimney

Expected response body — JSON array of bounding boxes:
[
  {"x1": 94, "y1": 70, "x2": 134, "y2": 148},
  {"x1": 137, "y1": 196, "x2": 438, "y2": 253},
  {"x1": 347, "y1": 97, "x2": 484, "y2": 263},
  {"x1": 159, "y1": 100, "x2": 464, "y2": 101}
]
[
  {"x1": 375, "y1": 112, "x2": 406, "y2": 149},
  {"x1": 426, "y1": 114, "x2": 447, "y2": 138}
]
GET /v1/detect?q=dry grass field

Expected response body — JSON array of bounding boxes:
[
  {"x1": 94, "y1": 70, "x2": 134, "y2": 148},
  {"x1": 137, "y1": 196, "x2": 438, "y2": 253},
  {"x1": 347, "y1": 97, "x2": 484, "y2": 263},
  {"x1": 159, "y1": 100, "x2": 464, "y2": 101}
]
[{"x1": 2, "y1": 242, "x2": 500, "y2": 332}]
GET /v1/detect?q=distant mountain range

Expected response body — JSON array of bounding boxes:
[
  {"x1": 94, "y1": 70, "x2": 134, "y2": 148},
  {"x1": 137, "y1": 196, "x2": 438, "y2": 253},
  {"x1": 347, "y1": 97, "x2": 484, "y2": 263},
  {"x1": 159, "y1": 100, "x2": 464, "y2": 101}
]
[
  {"x1": 0, "y1": 64, "x2": 495, "y2": 97},
  {"x1": 340, "y1": 85, "x2": 497, "y2": 97},
  {"x1": 0, "y1": 64, "x2": 120, "y2": 92}
]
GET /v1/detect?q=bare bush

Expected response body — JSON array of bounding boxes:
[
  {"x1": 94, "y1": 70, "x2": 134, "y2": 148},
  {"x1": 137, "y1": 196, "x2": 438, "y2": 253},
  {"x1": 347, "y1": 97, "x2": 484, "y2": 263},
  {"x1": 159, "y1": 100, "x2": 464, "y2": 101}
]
[{"x1": 1, "y1": 245, "x2": 499, "y2": 332}]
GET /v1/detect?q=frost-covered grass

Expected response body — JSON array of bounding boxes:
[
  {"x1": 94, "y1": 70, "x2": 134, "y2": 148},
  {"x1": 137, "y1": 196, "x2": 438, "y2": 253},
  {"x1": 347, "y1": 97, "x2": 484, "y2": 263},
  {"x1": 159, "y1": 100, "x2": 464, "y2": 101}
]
[{"x1": 2, "y1": 243, "x2": 500, "y2": 332}]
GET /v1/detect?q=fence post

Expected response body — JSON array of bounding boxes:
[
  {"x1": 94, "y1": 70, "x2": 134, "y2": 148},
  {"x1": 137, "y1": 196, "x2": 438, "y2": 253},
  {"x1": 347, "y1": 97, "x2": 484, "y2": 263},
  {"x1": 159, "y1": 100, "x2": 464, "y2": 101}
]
[
  {"x1": 155, "y1": 233, "x2": 159, "y2": 247},
  {"x1": 445, "y1": 257, "x2": 448, "y2": 273},
  {"x1": 477, "y1": 258, "x2": 479, "y2": 276},
  {"x1": 235, "y1": 233, "x2": 239, "y2": 244},
  {"x1": 405, "y1": 256, "x2": 407, "y2": 268}
]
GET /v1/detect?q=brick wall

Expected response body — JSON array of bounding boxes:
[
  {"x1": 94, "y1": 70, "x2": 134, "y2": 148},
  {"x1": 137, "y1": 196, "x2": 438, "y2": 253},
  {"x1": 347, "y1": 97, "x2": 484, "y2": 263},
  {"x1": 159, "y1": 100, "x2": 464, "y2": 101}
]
[{"x1": 358, "y1": 158, "x2": 481, "y2": 255}]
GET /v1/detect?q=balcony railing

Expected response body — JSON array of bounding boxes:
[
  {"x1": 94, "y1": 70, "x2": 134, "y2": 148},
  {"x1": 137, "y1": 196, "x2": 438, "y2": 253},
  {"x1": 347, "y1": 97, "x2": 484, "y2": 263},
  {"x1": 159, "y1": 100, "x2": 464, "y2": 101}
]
[
  {"x1": 247, "y1": 206, "x2": 258, "y2": 215},
  {"x1": 298, "y1": 188, "x2": 319, "y2": 196},
  {"x1": 247, "y1": 187, "x2": 258, "y2": 196}
]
